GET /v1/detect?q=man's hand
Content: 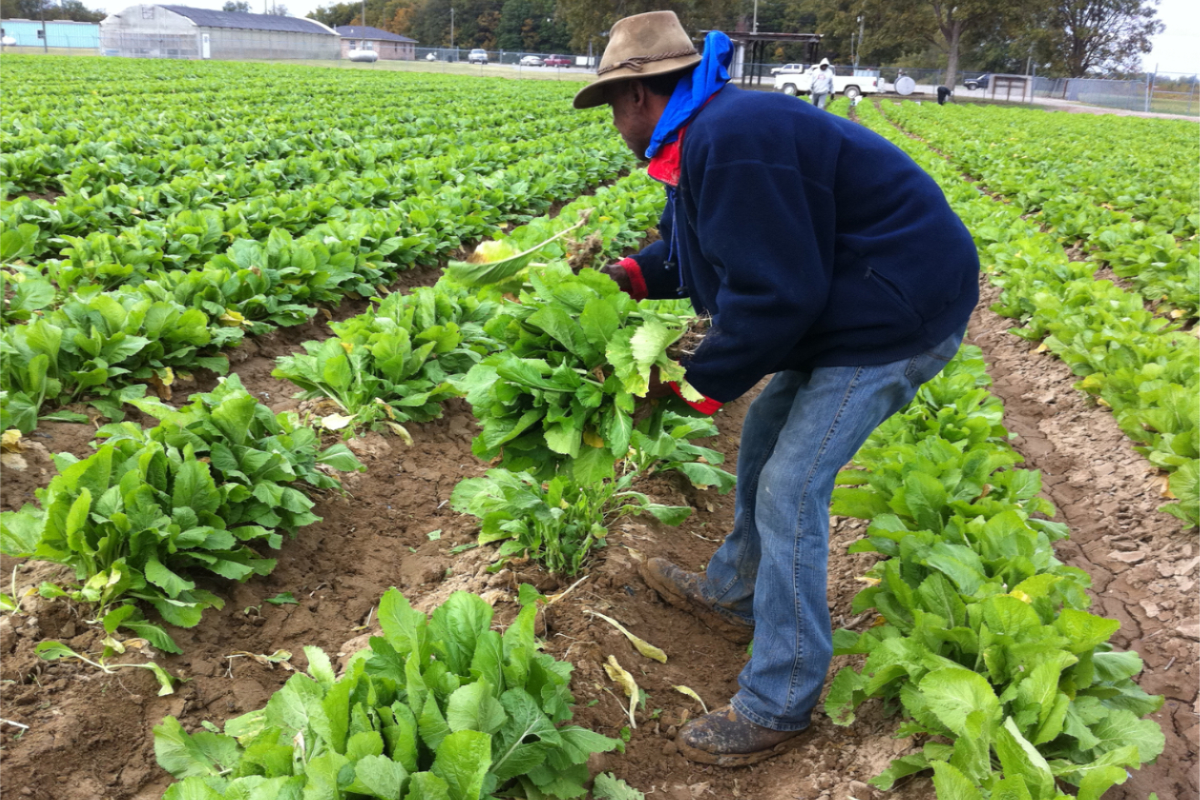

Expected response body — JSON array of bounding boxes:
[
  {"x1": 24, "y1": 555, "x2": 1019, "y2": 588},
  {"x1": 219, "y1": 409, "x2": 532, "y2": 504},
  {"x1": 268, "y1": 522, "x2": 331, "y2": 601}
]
[{"x1": 599, "y1": 262, "x2": 633, "y2": 294}]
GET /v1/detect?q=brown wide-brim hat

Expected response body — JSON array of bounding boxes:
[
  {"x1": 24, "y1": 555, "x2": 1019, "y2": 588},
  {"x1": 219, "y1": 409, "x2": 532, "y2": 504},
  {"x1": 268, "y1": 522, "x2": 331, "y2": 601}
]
[{"x1": 573, "y1": 11, "x2": 701, "y2": 110}]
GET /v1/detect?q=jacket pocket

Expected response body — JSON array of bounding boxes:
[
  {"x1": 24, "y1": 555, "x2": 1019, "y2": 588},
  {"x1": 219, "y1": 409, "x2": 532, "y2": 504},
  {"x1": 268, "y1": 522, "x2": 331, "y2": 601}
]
[{"x1": 865, "y1": 268, "x2": 922, "y2": 329}]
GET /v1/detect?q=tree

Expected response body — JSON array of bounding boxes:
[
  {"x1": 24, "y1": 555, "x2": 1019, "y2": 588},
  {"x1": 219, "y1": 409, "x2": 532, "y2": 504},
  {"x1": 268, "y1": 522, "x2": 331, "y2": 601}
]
[
  {"x1": 496, "y1": 0, "x2": 569, "y2": 52},
  {"x1": 309, "y1": 2, "x2": 358, "y2": 28},
  {"x1": 310, "y1": 0, "x2": 421, "y2": 35},
  {"x1": 222, "y1": 0, "x2": 251, "y2": 10},
  {"x1": 0, "y1": 0, "x2": 105, "y2": 22},
  {"x1": 1036, "y1": 0, "x2": 1161, "y2": 75},
  {"x1": 553, "y1": 0, "x2": 744, "y2": 59}
]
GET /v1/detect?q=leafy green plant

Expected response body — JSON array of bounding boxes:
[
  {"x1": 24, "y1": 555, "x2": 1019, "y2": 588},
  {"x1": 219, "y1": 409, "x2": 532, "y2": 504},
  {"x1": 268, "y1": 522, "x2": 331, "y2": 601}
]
[
  {"x1": 451, "y1": 464, "x2": 691, "y2": 576},
  {"x1": 35, "y1": 638, "x2": 177, "y2": 697},
  {"x1": 273, "y1": 283, "x2": 500, "y2": 438},
  {"x1": 454, "y1": 263, "x2": 704, "y2": 483},
  {"x1": 0, "y1": 374, "x2": 362, "y2": 651},
  {"x1": 0, "y1": 288, "x2": 238, "y2": 432},
  {"x1": 818, "y1": 347, "x2": 1164, "y2": 798},
  {"x1": 850, "y1": 99, "x2": 1198, "y2": 528},
  {"x1": 154, "y1": 588, "x2": 621, "y2": 799}
]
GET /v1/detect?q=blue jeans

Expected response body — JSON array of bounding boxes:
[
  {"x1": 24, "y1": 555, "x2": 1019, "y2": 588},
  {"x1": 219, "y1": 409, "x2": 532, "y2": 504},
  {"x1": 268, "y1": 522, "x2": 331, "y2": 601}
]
[
  {"x1": 702, "y1": 329, "x2": 965, "y2": 731},
  {"x1": 812, "y1": 92, "x2": 829, "y2": 109}
]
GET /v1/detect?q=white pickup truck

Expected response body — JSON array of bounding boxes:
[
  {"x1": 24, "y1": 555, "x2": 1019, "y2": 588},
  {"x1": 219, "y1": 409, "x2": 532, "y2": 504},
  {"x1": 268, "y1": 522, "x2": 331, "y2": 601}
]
[{"x1": 774, "y1": 67, "x2": 879, "y2": 100}]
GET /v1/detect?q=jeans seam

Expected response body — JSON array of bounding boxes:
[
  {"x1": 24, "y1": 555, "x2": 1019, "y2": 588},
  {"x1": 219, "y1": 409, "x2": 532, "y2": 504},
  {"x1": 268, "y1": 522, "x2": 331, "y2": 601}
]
[
  {"x1": 732, "y1": 693, "x2": 809, "y2": 732},
  {"x1": 782, "y1": 365, "x2": 862, "y2": 718},
  {"x1": 708, "y1": 400, "x2": 790, "y2": 604}
]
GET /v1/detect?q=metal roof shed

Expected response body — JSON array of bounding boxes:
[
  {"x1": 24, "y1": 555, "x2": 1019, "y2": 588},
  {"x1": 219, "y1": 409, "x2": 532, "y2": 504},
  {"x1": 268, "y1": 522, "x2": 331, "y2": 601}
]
[{"x1": 100, "y1": 4, "x2": 339, "y2": 60}]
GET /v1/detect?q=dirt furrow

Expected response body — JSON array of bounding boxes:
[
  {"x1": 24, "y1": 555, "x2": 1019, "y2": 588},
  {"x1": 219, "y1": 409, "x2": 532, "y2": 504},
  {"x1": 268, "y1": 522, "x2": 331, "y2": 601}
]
[{"x1": 968, "y1": 276, "x2": 1199, "y2": 800}]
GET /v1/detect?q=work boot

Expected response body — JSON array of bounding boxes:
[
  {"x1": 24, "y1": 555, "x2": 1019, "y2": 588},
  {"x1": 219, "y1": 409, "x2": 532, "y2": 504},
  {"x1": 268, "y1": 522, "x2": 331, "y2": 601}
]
[
  {"x1": 640, "y1": 558, "x2": 754, "y2": 645},
  {"x1": 677, "y1": 706, "x2": 807, "y2": 766}
]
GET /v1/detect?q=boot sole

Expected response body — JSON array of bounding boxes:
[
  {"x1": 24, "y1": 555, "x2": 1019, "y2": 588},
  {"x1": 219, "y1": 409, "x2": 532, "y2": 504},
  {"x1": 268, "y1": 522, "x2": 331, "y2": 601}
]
[
  {"x1": 676, "y1": 732, "x2": 804, "y2": 767},
  {"x1": 639, "y1": 561, "x2": 754, "y2": 646}
]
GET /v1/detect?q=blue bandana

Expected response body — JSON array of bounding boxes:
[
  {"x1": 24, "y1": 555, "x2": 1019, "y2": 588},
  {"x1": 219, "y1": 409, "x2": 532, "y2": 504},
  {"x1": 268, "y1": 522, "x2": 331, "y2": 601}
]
[{"x1": 644, "y1": 30, "x2": 733, "y2": 160}]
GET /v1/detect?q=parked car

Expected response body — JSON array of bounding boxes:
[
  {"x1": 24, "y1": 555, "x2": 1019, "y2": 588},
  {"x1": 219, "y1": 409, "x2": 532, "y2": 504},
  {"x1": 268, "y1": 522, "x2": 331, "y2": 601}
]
[
  {"x1": 544, "y1": 54, "x2": 572, "y2": 67},
  {"x1": 964, "y1": 73, "x2": 992, "y2": 90},
  {"x1": 771, "y1": 63, "x2": 806, "y2": 75},
  {"x1": 468, "y1": 48, "x2": 488, "y2": 65},
  {"x1": 519, "y1": 55, "x2": 544, "y2": 67}
]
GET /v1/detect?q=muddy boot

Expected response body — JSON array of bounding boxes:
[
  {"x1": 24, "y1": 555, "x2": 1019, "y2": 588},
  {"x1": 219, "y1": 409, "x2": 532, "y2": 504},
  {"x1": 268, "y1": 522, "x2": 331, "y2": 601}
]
[
  {"x1": 640, "y1": 558, "x2": 754, "y2": 645},
  {"x1": 677, "y1": 706, "x2": 806, "y2": 766}
]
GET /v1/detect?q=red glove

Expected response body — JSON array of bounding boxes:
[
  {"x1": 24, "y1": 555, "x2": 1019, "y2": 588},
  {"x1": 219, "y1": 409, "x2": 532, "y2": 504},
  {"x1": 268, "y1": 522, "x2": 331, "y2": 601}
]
[
  {"x1": 600, "y1": 257, "x2": 648, "y2": 300},
  {"x1": 667, "y1": 381, "x2": 723, "y2": 415}
]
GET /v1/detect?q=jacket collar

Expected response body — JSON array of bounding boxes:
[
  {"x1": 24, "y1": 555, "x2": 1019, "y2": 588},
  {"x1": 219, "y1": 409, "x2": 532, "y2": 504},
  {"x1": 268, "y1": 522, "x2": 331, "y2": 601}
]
[
  {"x1": 647, "y1": 129, "x2": 685, "y2": 188},
  {"x1": 645, "y1": 86, "x2": 725, "y2": 189}
]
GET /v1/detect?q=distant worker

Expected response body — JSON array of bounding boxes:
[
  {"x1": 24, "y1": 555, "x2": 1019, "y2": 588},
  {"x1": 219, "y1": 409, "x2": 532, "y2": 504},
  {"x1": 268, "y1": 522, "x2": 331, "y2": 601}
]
[
  {"x1": 573, "y1": 11, "x2": 979, "y2": 767},
  {"x1": 811, "y1": 58, "x2": 834, "y2": 109},
  {"x1": 937, "y1": 85, "x2": 952, "y2": 105}
]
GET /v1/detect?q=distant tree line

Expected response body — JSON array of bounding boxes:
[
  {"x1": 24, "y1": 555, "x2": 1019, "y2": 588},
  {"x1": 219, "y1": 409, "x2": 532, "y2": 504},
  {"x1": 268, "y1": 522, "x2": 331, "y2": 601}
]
[
  {"x1": 306, "y1": 0, "x2": 1164, "y2": 81},
  {"x1": 0, "y1": 0, "x2": 104, "y2": 23}
]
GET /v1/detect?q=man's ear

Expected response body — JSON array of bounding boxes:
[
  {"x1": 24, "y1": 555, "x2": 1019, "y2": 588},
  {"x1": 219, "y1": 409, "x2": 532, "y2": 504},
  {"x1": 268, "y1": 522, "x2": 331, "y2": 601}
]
[{"x1": 626, "y1": 79, "x2": 647, "y2": 108}]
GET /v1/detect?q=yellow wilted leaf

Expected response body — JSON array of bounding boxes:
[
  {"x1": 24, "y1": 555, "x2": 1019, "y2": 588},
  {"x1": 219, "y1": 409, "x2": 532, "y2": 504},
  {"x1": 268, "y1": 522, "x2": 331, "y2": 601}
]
[
  {"x1": 673, "y1": 685, "x2": 709, "y2": 714},
  {"x1": 1008, "y1": 590, "x2": 1032, "y2": 604},
  {"x1": 219, "y1": 309, "x2": 249, "y2": 328},
  {"x1": 1096, "y1": 398, "x2": 1111, "y2": 408},
  {"x1": 1034, "y1": 342, "x2": 1050, "y2": 353},
  {"x1": 374, "y1": 398, "x2": 397, "y2": 420},
  {"x1": 385, "y1": 421, "x2": 414, "y2": 445},
  {"x1": 468, "y1": 240, "x2": 517, "y2": 264},
  {"x1": 227, "y1": 649, "x2": 295, "y2": 671},
  {"x1": 1149, "y1": 474, "x2": 1174, "y2": 499},
  {"x1": 603, "y1": 655, "x2": 639, "y2": 728},
  {"x1": 1170, "y1": 309, "x2": 1185, "y2": 319},
  {"x1": 586, "y1": 610, "x2": 667, "y2": 663},
  {"x1": 321, "y1": 413, "x2": 355, "y2": 431},
  {"x1": 854, "y1": 576, "x2": 881, "y2": 586},
  {"x1": 1, "y1": 430, "x2": 23, "y2": 454},
  {"x1": 340, "y1": 341, "x2": 354, "y2": 355},
  {"x1": 582, "y1": 430, "x2": 604, "y2": 448}
]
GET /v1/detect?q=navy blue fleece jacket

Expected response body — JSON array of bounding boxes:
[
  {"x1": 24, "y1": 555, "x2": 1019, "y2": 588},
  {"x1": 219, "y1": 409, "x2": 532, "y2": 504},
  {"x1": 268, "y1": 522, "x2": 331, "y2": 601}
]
[{"x1": 627, "y1": 86, "x2": 979, "y2": 404}]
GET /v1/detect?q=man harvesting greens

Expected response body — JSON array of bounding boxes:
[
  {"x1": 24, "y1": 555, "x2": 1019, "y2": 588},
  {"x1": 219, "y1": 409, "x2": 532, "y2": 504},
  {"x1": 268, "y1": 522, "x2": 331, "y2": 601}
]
[{"x1": 573, "y1": 12, "x2": 979, "y2": 767}]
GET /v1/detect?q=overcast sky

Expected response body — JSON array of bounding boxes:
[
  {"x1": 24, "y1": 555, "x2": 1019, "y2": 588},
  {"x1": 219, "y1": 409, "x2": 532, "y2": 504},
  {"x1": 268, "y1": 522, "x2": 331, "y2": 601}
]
[{"x1": 100, "y1": 0, "x2": 1198, "y2": 74}]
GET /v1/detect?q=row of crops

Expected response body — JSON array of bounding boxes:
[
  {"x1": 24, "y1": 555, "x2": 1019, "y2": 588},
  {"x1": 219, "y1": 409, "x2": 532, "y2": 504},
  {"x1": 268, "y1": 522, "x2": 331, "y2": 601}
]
[
  {"x1": 844, "y1": 99, "x2": 1199, "y2": 530},
  {"x1": 0, "y1": 57, "x2": 725, "y2": 800},
  {"x1": 0, "y1": 56, "x2": 1177, "y2": 799}
]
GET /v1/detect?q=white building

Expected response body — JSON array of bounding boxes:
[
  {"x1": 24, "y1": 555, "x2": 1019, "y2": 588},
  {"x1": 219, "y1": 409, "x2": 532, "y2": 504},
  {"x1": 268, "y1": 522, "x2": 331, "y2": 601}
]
[{"x1": 100, "y1": 4, "x2": 339, "y2": 60}]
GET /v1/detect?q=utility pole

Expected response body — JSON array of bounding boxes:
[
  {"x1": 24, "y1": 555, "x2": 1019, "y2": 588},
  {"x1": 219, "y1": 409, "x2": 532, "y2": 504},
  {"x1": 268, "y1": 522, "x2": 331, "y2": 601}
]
[
  {"x1": 360, "y1": 0, "x2": 365, "y2": 28},
  {"x1": 449, "y1": 7, "x2": 454, "y2": 61},
  {"x1": 40, "y1": 0, "x2": 47, "y2": 53},
  {"x1": 752, "y1": 0, "x2": 758, "y2": 33}
]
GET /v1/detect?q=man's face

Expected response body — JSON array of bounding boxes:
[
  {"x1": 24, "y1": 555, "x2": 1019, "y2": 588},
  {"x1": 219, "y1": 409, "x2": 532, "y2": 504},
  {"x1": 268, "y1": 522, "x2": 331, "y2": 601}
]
[{"x1": 607, "y1": 82, "x2": 656, "y2": 161}]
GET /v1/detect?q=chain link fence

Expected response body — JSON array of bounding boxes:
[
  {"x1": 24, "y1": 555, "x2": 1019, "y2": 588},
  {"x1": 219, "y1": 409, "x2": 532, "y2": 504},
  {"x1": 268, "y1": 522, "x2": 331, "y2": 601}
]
[
  {"x1": 4, "y1": 37, "x2": 1194, "y2": 116},
  {"x1": 1034, "y1": 74, "x2": 1197, "y2": 116}
]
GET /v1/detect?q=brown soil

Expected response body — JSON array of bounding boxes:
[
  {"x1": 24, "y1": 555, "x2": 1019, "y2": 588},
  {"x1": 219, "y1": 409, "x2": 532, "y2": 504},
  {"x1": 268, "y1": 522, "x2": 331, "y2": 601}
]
[
  {"x1": 5, "y1": 188, "x2": 64, "y2": 204},
  {"x1": 2, "y1": 249, "x2": 1195, "y2": 800}
]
